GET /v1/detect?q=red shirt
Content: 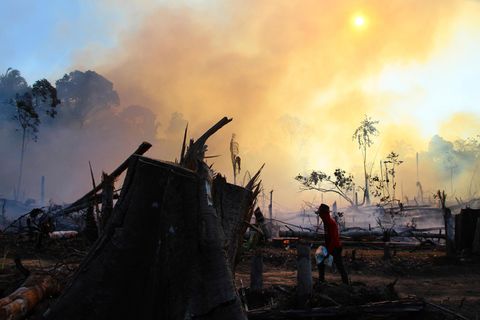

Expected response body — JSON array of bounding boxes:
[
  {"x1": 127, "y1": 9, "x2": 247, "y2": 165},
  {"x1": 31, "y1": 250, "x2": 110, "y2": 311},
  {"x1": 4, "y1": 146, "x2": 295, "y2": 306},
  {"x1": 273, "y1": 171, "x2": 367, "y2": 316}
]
[{"x1": 321, "y1": 214, "x2": 342, "y2": 253}]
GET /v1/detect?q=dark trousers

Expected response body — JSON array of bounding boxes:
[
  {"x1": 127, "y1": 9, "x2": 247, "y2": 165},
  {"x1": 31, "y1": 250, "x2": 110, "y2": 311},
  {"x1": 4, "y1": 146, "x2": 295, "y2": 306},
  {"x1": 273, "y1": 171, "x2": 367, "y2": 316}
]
[{"x1": 318, "y1": 247, "x2": 349, "y2": 285}]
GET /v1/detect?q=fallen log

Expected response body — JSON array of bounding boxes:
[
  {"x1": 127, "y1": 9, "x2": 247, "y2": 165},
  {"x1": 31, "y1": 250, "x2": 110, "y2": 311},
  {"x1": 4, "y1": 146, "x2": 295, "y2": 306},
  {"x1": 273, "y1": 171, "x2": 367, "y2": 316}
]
[
  {"x1": 247, "y1": 298, "x2": 425, "y2": 319},
  {"x1": 49, "y1": 231, "x2": 78, "y2": 239},
  {"x1": 0, "y1": 274, "x2": 60, "y2": 320},
  {"x1": 279, "y1": 230, "x2": 446, "y2": 241},
  {"x1": 425, "y1": 301, "x2": 470, "y2": 320}
]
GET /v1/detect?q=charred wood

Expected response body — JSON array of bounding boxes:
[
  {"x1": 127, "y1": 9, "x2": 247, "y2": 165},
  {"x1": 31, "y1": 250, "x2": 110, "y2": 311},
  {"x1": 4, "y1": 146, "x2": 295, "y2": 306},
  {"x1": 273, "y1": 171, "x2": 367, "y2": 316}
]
[
  {"x1": 99, "y1": 172, "x2": 114, "y2": 233},
  {"x1": 247, "y1": 298, "x2": 425, "y2": 319},
  {"x1": 0, "y1": 274, "x2": 60, "y2": 320}
]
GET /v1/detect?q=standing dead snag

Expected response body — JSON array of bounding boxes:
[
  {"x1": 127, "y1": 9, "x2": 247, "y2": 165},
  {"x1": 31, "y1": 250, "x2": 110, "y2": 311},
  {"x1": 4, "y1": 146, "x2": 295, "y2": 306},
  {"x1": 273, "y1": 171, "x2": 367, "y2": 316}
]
[
  {"x1": 99, "y1": 172, "x2": 114, "y2": 233},
  {"x1": 437, "y1": 190, "x2": 455, "y2": 258},
  {"x1": 249, "y1": 208, "x2": 269, "y2": 292},
  {"x1": 45, "y1": 118, "x2": 255, "y2": 320}
]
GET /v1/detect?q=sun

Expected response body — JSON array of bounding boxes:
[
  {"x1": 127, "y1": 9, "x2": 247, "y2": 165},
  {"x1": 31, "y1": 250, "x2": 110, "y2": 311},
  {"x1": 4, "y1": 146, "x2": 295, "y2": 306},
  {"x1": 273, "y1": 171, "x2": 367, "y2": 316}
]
[{"x1": 352, "y1": 14, "x2": 366, "y2": 28}]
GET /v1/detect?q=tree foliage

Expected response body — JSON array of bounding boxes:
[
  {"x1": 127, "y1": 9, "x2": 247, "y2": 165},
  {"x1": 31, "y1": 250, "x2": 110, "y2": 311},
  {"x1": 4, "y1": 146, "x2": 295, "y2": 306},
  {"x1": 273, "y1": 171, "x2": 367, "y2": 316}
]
[
  {"x1": 12, "y1": 79, "x2": 60, "y2": 141},
  {"x1": 2, "y1": 69, "x2": 60, "y2": 200},
  {"x1": 296, "y1": 169, "x2": 355, "y2": 205},
  {"x1": 352, "y1": 115, "x2": 379, "y2": 150},
  {"x1": 0, "y1": 68, "x2": 28, "y2": 99},
  {"x1": 55, "y1": 70, "x2": 119, "y2": 125},
  {"x1": 0, "y1": 69, "x2": 29, "y2": 121}
]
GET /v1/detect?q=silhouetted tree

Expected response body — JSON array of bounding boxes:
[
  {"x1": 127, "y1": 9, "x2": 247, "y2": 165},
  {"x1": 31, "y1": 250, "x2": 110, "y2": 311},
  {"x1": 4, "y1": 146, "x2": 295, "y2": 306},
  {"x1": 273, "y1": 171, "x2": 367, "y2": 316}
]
[
  {"x1": 352, "y1": 115, "x2": 379, "y2": 205},
  {"x1": 296, "y1": 169, "x2": 355, "y2": 206},
  {"x1": 55, "y1": 70, "x2": 119, "y2": 126},
  {"x1": 370, "y1": 152, "x2": 403, "y2": 206},
  {"x1": 11, "y1": 79, "x2": 59, "y2": 200},
  {"x1": 0, "y1": 68, "x2": 29, "y2": 120}
]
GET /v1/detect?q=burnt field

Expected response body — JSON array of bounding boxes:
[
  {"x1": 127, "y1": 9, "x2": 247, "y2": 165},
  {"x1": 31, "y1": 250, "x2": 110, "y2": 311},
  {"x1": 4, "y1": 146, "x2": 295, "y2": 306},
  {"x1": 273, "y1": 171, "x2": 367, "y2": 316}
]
[
  {"x1": 0, "y1": 118, "x2": 479, "y2": 320},
  {"x1": 237, "y1": 246, "x2": 480, "y2": 318},
  {"x1": 1, "y1": 233, "x2": 479, "y2": 319}
]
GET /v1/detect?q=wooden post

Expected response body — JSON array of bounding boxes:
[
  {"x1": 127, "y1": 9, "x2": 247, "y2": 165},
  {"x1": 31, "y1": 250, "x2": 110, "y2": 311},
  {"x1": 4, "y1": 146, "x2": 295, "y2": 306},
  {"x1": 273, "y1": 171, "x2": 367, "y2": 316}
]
[
  {"x1": 296, "y1": 243, "x2": 312, "y2": 306},
  {"x1": 268, "y1": 190, "x2": 273, "y2": 236},
  {"x1": 250, "y1": 251, "x2": 263, "y2": 291},
  {"x1": 473, "y1": 218, "x2": 480, "y2": 254},
  {"x1": 383, "y1": 230, "x2": 391, "y2": 260},
  {"x1": 383, "y1": 242, "x2": 391, "y2": 260}
]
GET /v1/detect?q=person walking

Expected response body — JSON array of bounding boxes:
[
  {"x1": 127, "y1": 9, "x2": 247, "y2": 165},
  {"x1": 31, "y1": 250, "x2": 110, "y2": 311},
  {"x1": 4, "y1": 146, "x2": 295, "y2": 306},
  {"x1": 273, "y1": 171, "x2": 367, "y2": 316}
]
[{"x1": 316, "y1": 203, "x2": 349, "y2": 285}]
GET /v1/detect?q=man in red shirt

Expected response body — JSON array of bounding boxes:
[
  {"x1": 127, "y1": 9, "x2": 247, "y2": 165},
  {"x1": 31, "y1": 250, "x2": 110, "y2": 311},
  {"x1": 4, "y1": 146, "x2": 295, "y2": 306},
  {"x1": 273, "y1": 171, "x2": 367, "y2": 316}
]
[{"x1": 316, "y1": 203, "x2": 349, "y2": 285}]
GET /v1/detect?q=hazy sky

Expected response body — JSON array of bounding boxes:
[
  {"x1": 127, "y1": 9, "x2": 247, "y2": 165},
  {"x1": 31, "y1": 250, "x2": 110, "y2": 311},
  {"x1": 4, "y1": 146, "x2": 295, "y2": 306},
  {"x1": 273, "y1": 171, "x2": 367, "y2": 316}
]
[{"x1": 1, "y1": 0, "x2": 480, "y2": 212}]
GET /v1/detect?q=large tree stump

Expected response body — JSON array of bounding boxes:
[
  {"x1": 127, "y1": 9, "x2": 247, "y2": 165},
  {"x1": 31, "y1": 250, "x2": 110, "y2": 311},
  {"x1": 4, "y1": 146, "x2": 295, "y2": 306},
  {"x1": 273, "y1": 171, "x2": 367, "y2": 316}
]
[{"x1": 45, "y1": 155, "x2": 250, "y2": 320}]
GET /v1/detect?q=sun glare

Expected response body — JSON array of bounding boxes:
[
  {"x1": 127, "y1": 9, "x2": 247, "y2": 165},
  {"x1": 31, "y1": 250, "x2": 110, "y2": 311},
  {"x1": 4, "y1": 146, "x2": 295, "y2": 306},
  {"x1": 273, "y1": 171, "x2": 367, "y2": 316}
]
[{"x1": 353, "y1": 14, "x2": 366, "y2": 28}]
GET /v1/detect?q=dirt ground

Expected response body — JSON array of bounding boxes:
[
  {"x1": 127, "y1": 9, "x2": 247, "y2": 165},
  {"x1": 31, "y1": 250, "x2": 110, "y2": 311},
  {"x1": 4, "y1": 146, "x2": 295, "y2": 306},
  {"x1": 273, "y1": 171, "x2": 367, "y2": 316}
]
[
  {"x1": 236, "y1": 245, "x2": 480, "y2": 319},
  {"x1": 1, "y1": 234, "x2": 480, "y2": 319}
]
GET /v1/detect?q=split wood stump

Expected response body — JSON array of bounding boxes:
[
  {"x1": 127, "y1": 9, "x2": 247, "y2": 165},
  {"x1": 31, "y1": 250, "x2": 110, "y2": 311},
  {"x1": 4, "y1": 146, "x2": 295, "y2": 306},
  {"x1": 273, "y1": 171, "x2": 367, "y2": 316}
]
[{"x1": 45, "y1": 155, "x2": 254, "y2": 320}]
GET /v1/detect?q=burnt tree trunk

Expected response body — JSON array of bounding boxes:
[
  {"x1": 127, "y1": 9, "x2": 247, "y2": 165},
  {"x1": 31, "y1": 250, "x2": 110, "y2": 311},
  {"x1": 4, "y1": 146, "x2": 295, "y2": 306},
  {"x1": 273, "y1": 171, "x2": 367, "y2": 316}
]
[
  {"x1": 0, "y1": 274, "x2": 60, "y2": 320},
  {"x1": 438, "y1": 191, "x2": 455, "y2": 258},
  {"x1": 473, "y1": 218, "x2": 480, "y2": 254},
  {"x1": 99, "y1": 172, "x2": 114, "y2": 233},
  {"x1": 84, "y1": 205, "x2": 98, "y2": 242},
  {"x1": 45, "y1": 155, "x2": 250, "y2": 320},
  {"x1": 188, "y1": 162, "x2": 246, "y2": 320}
]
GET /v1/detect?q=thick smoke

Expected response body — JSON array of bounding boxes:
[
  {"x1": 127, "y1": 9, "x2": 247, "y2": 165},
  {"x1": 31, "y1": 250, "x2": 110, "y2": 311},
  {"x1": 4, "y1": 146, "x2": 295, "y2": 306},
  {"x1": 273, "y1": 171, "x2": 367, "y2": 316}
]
[
  {"x1": 0, "y1": 69, "x2": 185, "y2": 210},
  {"x1": 2, "y1": 0, "x2": 480, "y2": 217},
  {"x1": 93, "y1": 0, "x2": 476, "y2": 211}
]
